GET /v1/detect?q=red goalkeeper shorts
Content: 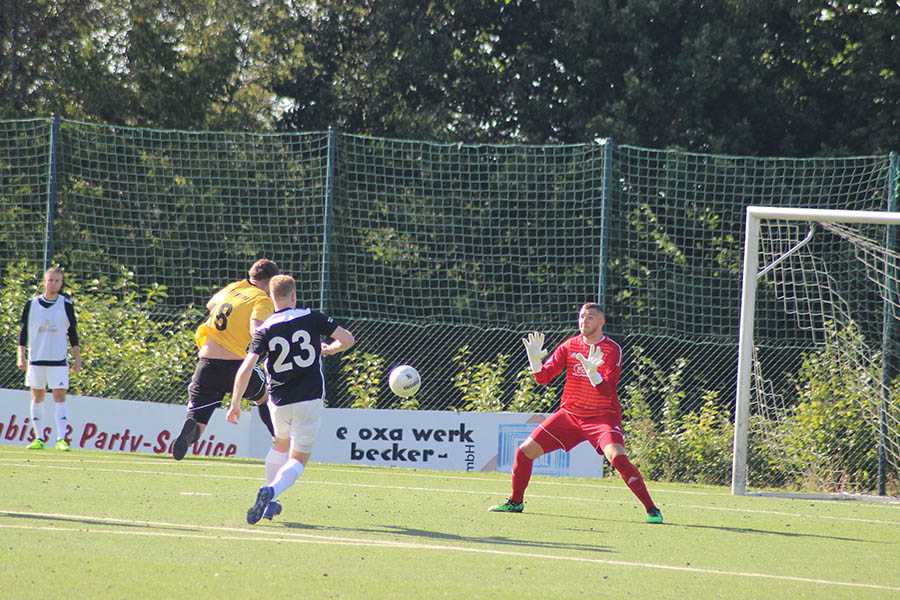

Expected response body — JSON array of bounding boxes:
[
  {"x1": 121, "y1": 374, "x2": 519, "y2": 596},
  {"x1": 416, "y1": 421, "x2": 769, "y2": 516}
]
[{"x1": 529, "y1": 409, "x2": 624, "y2": 454}]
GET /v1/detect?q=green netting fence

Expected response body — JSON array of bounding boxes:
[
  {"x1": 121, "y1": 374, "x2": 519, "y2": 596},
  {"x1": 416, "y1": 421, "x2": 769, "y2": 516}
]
[{"x1": 1, "y1": 116, "x2": 897, "y2": 492}]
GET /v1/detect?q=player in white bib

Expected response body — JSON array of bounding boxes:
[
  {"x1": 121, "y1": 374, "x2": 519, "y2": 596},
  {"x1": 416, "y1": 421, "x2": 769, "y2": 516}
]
[{"x1": 17, "y1": 267, "x2": 83, "y2": 451}]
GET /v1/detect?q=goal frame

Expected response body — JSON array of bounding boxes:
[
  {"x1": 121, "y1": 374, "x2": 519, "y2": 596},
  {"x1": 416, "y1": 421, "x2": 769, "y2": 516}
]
[{"x1": 731, "y1": 206, "x2": 900, "y2": 495}]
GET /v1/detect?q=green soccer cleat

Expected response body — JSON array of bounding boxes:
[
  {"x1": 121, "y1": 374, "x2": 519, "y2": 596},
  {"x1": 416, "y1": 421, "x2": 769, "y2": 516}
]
[
  {"x1": 646, "y1": 507, "x2": 663, "y2": 524},
  {"x1": 56, "y1": 439, "x2": 71, "y2": 451},
  {"x1": 27, "y1": 438, "x2": 45, "y2": 450},
  {"x1": 489, "y1": 498, "x2": 524, "y2": 513}
]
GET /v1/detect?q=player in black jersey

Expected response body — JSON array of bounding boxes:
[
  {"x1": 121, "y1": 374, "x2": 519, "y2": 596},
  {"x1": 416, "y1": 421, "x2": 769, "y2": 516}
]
[{"x1": 227, "y1": 274, "x2": 355, "y2": 523}]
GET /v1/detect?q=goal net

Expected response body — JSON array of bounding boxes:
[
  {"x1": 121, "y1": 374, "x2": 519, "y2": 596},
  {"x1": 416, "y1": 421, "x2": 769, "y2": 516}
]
[{"x1": 733, "y1": 207, "x2": 900, "y2": 496}]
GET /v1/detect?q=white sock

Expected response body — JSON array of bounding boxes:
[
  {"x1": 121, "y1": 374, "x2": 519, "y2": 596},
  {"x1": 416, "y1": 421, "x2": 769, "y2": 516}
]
[
  {"x1": 55, "y1": 402, "x2": 68, "y2": 441},
  {"x1": 265, "y1": 448, "x2": 289, "y2": 485},
  {"x1": 31, "y1": 401, "x2": 45, "y2": 440},
  {"x1": 270, "y1": 459, "x2": 304, "y2": 499}
]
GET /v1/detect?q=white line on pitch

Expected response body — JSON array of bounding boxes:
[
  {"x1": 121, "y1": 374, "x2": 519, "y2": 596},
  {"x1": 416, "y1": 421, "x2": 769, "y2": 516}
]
[
  {"x1": 0, "y1": 512, "x2": 897, "y2": 593},
  {"x1": 4, "y1": 454, "x2": 899, "y2": 509},
  {"x1": 3, "y1": 459, "x2": 898, "y2": 526}
]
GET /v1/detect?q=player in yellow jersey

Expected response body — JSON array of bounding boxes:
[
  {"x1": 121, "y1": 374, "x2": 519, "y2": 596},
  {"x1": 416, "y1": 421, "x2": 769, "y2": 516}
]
[{"x1": 171, "y1": 259, "x2": 280, "y2": 460}]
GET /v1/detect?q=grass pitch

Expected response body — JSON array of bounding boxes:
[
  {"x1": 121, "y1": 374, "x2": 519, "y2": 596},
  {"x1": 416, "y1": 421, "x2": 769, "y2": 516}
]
[{"x1": 1, "y1": 445, "x2": 898, "y2": 599}]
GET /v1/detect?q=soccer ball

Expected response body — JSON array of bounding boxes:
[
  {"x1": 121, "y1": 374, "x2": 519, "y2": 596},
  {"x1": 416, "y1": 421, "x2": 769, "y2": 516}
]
[{"x1": 388, "y1": 364, "x2": 421, "y2": 397}]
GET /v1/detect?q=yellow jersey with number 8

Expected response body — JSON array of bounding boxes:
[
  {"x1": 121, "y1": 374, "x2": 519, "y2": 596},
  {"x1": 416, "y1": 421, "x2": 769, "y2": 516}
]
[{"x1": 195, "y1": 280, "x2": 274, "y2": 357}]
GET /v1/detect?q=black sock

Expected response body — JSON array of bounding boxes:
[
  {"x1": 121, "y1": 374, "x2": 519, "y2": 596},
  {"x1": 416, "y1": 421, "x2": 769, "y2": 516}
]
[{"x1": 179, "y1": 417, "x2": 201, "y2": 443}]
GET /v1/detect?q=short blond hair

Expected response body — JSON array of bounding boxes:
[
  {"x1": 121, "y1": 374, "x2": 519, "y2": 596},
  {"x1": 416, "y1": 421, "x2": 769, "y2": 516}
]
[
  {"x1": 44, "y1": 266, "x2": 64, "y2": 280},
  {"x1": 269, "y1": 274, "x2": 296, "y2": 299}
]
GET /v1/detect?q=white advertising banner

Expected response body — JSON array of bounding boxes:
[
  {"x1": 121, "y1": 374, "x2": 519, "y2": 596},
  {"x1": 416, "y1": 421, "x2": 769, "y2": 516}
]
[
  {"x1": 318, "y1": 408, "x2": 604, "y2": 477},
  {"x1": 0, "y1": 388, "x2": 604, "y2": 478}
]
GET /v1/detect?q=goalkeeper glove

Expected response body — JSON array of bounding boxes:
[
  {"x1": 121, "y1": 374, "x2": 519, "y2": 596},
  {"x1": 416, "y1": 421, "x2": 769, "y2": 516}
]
[
  {"x1": 575, "y1": 345, "x2": 605, "y2": 386},
  {"x1": 521, "y1": 331, "x2": 548, "y2": 374}
]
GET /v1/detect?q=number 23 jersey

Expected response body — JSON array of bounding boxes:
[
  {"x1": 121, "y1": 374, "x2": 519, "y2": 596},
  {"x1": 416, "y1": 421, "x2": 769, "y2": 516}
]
[{"x1": 248, "y1": 307, "x2": 339, "y2": 406}]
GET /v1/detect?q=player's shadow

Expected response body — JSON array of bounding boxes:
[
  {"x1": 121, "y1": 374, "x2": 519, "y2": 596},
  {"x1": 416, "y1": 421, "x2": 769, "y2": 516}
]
[
  {"x1": 134, "y1": 453, "x2": 261, "y2": 467},
  {"x1": 1, "y1": 511, "x2": 196, "y2": 532},
  {"x1": 550, "y1": 511, "x2": 879, "y2": 543},
  {"x1": 280, "y1": 521, "x2": 613, "y2": 554},
  {"x1": 669, "y1": 521, "x2": 879, "y2": 543}
]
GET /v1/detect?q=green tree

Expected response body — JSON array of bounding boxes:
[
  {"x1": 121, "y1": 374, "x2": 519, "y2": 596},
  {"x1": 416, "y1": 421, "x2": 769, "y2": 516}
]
[
  {"x1": 1, "y1": 0, "x2": 106, "y2": 119},
  {"x1": 275, "y1": 0, "x2": 512, "y2": 141},
  {"x1": 342, "y1": 351, "x2": 384, "y2": 409},
  {"x1": 0, "y1": 0, "x2": 302, "y2": 129},
  {"x1": 4, "y1": 1, "x2": 898, "y2": 155},
  {"x1": 776, "y1": 322, "x2": 881, "y2": 492},
  {"x1": 0, "y1": 260, "x2": 198, "y2": 403},
  {"x1": 277, "y1": 0, "x2": 899, "y2": 155}
]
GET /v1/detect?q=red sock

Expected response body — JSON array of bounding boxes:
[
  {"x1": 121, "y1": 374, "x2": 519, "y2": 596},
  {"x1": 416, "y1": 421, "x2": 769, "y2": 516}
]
[
  {"x1": 611, "y1": 454, "x2": 656, "y2": 512},
  {"x1": 510, "y1": 448, "x2": 533, "y2": 503}
]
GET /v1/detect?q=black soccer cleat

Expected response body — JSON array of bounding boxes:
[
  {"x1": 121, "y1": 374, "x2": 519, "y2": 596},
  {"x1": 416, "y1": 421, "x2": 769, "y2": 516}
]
[{"x1": 172, "y1": 418, "x2": 199, "y2": 461}]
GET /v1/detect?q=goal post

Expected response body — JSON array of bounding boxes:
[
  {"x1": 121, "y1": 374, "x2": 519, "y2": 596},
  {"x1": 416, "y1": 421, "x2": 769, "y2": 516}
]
[{"x1": 732, "y1": 206, "x2": 900, "y2": 496}]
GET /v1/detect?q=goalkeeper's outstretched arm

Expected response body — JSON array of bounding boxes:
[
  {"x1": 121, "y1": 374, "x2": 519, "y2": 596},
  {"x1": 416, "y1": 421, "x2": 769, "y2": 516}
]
[
  {"x1": 521, "y1": 331, "x2": 548, "y2": 373},
  {"x1": 575, "y1": 345, "x2": 605, "y2": 386}
]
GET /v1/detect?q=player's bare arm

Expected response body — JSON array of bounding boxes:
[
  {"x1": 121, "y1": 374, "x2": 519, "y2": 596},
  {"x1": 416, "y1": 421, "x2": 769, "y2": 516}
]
[
  {"x1": 227, "y1": 352, "x2": 260, "y2": 424},
  {"x1": 71, "y1": 345, "x2": 82, "y2": 373},
  {"x1": 249, "y1": 318, "x2": 264, "y2": 337},
  {"x1": 321, "y1": 326, "x2": 355, "y2": 356}
]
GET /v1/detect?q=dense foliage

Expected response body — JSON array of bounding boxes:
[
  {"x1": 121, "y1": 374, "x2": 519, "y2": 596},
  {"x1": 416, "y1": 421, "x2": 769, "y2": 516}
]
[
  {"x1": 2, "y1": 1, "x2": 898, "y2": 155},
  {"x1": 620, "y1": 338, "x2": 899, "y2": 495},
  {"x1": 2, "y1": 258, "x2": 896, "y2": 492},
  {"x1": 0, "y1": 260, "x2": 199, "y2": 404},
  {"x1": 1, "y1": 1, "x2": 897, "y2": 494}
]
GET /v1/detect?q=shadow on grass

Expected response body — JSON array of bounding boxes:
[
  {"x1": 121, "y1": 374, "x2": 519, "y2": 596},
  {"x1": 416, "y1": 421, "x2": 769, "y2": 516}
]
[
  {"x1": 666, "y1": 521, "x2": 877, "y2": 543},
  {"x1": 549, "y1": 511, "x2": 878, "y2": 543},
  {"x1": 279, "y1": 520, "x2": 613, "y2": 554},
  {"x1": 125, "y1": 453, "x2": 262, "y2": 466},
  {"x1": 1, "y1": 510, "x2": 196, "y2": 532}
]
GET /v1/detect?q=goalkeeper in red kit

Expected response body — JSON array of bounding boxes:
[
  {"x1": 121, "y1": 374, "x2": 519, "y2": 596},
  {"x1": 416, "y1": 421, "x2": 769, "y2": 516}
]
[{"x1": 489, "y1": 303, "x2": 663, "y2": 524}]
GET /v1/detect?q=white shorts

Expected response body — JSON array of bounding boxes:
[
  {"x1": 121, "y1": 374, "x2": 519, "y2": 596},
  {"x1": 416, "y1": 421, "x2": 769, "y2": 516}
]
[
  {"x1": 26, "y1": 365, "x2": 69, "y2": 390},
  {"x1": 270, "y1": 398, "x2": 323, "y2": 454}
]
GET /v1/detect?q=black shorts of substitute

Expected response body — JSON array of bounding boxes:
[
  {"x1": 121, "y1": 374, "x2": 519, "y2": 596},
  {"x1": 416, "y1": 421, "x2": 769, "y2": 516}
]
[{"x1": 187, "y1": 358, "x2": 265, "y2": 425}]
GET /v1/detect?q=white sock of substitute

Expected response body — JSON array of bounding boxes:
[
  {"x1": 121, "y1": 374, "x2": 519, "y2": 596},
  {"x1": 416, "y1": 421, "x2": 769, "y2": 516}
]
[
  {"x1": 270, "y1": 459, "x2": 304, "y2": 498},
  {"x1": 31, "y1": 401, "x2": 45, "y2": 439},
  {"x1": 265, "y1": 448, "x2": 289, "y2": 485},
  {"x1": 55, "y1": 402, "x2": 68, "y2": 441}
]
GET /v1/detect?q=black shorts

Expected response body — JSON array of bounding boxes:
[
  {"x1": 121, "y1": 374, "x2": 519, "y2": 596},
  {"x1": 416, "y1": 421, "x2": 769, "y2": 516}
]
[
  {"x1": 185, "y1": 358, "x2": 242, "y2": 425},
  {"x1": 187, "y1": 358, "x2": 267, "y2": 425}
]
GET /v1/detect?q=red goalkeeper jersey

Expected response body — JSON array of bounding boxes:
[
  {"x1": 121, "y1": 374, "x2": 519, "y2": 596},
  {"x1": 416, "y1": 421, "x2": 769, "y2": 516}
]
[{"x1": 534, "y1": 334, "x2": 623, "y2": 420}]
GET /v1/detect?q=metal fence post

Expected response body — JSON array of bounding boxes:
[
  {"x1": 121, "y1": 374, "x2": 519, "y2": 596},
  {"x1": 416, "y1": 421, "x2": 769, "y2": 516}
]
[
  {"x1": 879, "y1": 150, "x2": 899, "y2": 495},
  {"x1": 597, "y1": 140, "x2": 614, "y2": 307},
  {"x1": 320, "y1": 127, "x2": 337, "y2": 313},
  {"x1": 43, "y1": 114, "x2": 60, "y2": 269}
]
